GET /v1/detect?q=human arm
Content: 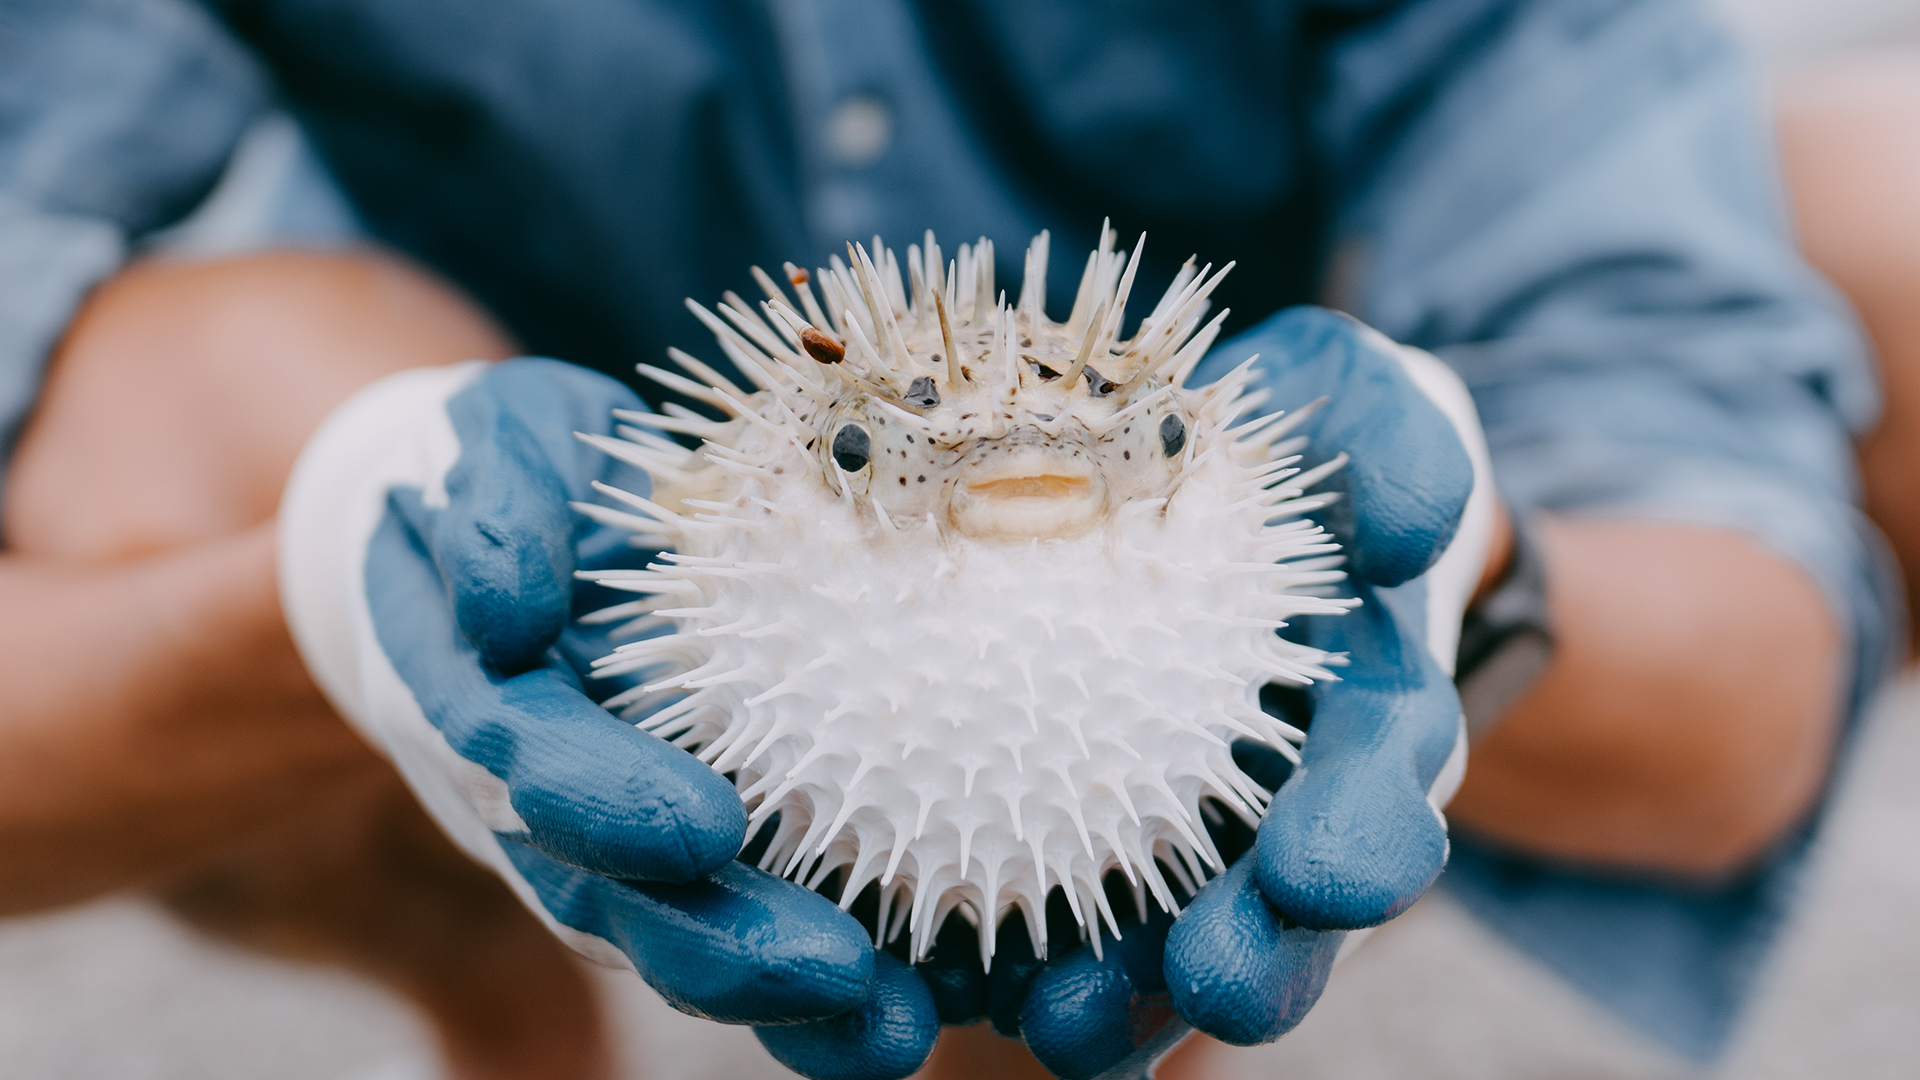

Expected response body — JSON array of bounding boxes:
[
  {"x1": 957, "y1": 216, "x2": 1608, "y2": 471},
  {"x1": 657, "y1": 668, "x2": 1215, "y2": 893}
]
[
  {"x1": 1779, "y1": 52, "x2": 1920, "y2": 653},
  {"x1": 0, "y1": 247, "x2": 641, "y2": 1080},
  {"x1": 0, "y1": 0, "x2": 380, "y2": 906},
  {"x1": 1308, "y1": 0, "x2": 1893, "y2": 877},
  {"x1": 1447, "y1": 518, "x2": 1842, "y2": 874},
  {"x1": 0, "y1": 525, "x2": 373, "y2": 913}
]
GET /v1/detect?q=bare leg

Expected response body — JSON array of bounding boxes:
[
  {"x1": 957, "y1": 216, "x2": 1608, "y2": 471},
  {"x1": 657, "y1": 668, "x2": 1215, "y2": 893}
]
[
  {"x1": 1778, "y1": 50, "x2": 1920, "y2": 652},
  {"x1": 2, "y1": 250, "x2": 611, "y2": 1080}
]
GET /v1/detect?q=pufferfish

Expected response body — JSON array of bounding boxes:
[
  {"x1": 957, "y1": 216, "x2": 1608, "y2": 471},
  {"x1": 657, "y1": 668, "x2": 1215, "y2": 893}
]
[{"x1": 576, "y1": 224, "x2": 1354, "y2": 968}]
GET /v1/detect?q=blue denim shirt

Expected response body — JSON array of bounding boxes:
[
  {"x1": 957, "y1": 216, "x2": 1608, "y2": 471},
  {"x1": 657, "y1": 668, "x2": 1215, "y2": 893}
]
[{"x1": 0, "y1": 0, "x2": 1900, "y2": 1059}]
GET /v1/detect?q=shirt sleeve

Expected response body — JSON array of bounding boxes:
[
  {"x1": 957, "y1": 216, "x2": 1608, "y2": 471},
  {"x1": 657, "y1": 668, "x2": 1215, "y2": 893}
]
[
  {"x1": 0, "y1": 0, "x2": 266, "y2": 518},
  {"x1": 1305, "y1": 0, "x2": 1904, "y2": 1058},
  {"x1": 1311, "y1": 0, "x2": 1894, "y2": 661}
]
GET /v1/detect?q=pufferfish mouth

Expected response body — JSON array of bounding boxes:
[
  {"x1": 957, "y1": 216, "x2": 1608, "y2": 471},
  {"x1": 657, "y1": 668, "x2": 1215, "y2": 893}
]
[
  {"x1": 965, "y1": 474, "x2": 1094, "y2": 500},
  {"x1": 949, "y1": 464, "x2": 1108, "y2": 541}
]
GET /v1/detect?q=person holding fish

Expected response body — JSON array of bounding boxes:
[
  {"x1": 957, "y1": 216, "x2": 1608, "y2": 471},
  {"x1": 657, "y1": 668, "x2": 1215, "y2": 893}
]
[{"x1": 0, "y1": 1, "x2": 1912, "y2": 1078}]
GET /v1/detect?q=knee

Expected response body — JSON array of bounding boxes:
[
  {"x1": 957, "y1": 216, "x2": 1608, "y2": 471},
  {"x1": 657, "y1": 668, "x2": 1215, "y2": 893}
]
[
  {"x1": 1450, "y1": 519, "x2": 1845, "y2": 878},
  {"x1": 1777, "y1": 52, "x2": 1920, "y2": 294},
  {"x1": 5, "y1": 249, "x2": 514, "y2": 559},
  {"x1": 1779, "y1": 54, "x2": 1920, "y2": 648}
]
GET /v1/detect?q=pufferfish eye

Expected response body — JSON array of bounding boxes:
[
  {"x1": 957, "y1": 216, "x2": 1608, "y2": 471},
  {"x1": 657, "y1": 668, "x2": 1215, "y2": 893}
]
[
  {"x1": 832, "y1": 424, "x2": 872, "y2": 472},
  {"x1": 1159, "y1": 413, "x2": 1187, "y2": 458}
]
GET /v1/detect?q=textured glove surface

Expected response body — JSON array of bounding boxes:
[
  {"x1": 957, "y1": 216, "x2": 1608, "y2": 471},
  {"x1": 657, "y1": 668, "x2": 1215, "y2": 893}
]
[
  {"x1": 361, "y1": 360, "x2": 876, "y2": 1026},
  {"x1": 1164, "y1": 307, "x2": 1474, "y2": 1047}
]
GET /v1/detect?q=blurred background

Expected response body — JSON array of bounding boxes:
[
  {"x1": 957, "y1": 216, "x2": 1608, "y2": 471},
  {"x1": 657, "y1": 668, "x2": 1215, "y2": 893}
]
[{"x1": 3, "y1": 1, "x2": 1919, "y2": 1078}]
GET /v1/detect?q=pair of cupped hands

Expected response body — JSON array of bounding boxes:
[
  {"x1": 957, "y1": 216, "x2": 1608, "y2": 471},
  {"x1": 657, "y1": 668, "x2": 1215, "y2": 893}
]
[{"x1": 337, "y1": 307, "x2": 1480, "y2": 1080}]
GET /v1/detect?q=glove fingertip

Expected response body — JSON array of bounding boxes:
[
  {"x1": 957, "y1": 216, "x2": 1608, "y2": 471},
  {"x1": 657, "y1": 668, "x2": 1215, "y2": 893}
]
[
  {"x1": 439, "y1": 488, "x2": 574, "y2": 671},
  {"x1": 1166, "y1": 863, "x2": 1343, "y2": 1045},
  {"x1": 480, "y1": 359, "x2": 659, "y2": 501},
  {"x1": 755, "y1": 952, "x2": 938, "y2": 1080},
  {"x1": 438, "y1": 384, "x2": 580, "y2": 671},
  {"x1": 1021, "y1": 941, "x2": 1186, "y2": 1080},
  {"x1": 1253, "y1": 778, "x2": 1447, "y2": 930},
  {"x1": 1206, "y1": 305, "x2": 1473, "y2": 588},
  {"x1": 1344, "y1": 463, "x2": 1471, "y2": 587},
  {"x1": 1020, "y1": 948, "x2": 1124, "y2": 1078},
  {"x1": 1254, "y1": 672, "x2": 1456, "y2": 930},
  {"x1": 593, "y1": 861, "x2": 874, "y2": 1024},
  {"x1": 501, "y1": 676, "x2": 748, "y2": 882}
]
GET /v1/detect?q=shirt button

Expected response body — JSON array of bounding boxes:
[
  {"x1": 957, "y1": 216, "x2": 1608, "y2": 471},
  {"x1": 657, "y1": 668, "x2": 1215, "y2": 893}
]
[{"x1": 827, "y1": 96, "x2": 892, "y2": 168}]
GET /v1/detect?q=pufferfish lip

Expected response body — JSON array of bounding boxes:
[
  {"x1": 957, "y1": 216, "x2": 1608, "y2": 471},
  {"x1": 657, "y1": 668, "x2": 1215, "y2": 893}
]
[
  {"x1": 964, "y1": 473, "x2": 1094, "y2": 500},
  {"x1": 947, "y1": 457, "x2": 1107, "y2": 540}
]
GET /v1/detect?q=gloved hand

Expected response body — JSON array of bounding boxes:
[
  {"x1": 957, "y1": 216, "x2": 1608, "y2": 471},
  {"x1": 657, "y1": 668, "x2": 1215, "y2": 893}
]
[
  {"x1": 281, "y1": 309, "x2": 1490, "y2": 1080},
  {"x1": 950, "y1": 305, "x2": 1497, "y2": 1079},
  {"x1": 278, "y1": 360, "x2": 922, "y2": 1047}
]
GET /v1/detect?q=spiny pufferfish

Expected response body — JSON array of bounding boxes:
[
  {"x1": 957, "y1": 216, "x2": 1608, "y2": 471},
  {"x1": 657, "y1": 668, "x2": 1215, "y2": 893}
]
[{"x1": 576, "y1": 224, "x2": 1353, "y2": 968}]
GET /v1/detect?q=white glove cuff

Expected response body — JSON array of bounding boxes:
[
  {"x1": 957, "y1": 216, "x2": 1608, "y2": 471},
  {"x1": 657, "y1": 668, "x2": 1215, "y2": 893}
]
[
  {"x1": 276, "y1": 361, "x2": 637, "y2": 969},
  {"x1": 1362, "y1": 328, "x2": 1500, "y2": 813}
]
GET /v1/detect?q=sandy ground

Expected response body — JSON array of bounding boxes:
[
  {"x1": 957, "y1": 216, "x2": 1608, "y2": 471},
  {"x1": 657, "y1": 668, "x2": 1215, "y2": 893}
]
[{"x1": 2, "y1": 672, "x2": 1916, "y2": 1080}]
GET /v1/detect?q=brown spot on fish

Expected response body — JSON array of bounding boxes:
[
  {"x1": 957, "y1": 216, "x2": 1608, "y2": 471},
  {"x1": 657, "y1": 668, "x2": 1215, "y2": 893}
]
[{"x1": 800, "y1": 327, "x2": 845, "y2": 364}]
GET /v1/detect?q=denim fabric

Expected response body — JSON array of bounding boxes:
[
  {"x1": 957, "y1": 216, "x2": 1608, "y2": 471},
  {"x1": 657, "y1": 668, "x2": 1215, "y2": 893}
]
[
  {"x1": 0, "y1": 0, "x2": 1898, "y2": 1056},
  {"x1": 0, "y1": 0, "x2": 265, "y2": 520},
  {"x1": 1307, "y1": 3, "x2": 1902, "y2": 1056},
  {"x1": 0, "y1": 197, "x2": 123, "y2": 512}
]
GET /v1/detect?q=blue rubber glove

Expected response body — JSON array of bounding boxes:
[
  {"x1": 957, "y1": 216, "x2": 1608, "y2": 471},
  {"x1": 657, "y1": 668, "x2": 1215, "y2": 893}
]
[
  {"x1": 990, "y1": 306, "x2": 1493, "y2": 1077},
  {"x1": 278, "y1": 360, "x2": 903, "y2": 1034}
]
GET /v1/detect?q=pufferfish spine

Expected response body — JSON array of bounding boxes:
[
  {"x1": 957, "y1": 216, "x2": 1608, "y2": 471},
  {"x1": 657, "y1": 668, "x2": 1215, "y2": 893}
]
[{"x1": 576, "y1": 224, "x2": 1354, "y2": 968}]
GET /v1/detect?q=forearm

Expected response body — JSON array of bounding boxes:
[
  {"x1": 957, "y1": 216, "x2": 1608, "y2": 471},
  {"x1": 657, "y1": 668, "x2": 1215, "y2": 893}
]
[
  {"x1": 0, "y1": 249, "x2": 513, "y2": 912},
  {"x1": 1779, "y1": 53, "x2": 1920, "y2": 651},
  {"x1": 1449, "y1": 516, "x2": 1844, "y2": 878},
  {"x1": 0, "y1": 525, "x2": 379, "y2": 912}
]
